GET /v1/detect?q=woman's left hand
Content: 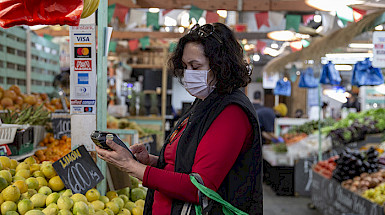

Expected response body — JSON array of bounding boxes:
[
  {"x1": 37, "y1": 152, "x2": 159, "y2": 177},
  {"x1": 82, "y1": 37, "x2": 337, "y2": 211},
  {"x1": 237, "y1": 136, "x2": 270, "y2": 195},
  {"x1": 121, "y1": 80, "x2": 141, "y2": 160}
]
[{"x1": 95, "y1": 139, "x2": 146, "y2": 180}]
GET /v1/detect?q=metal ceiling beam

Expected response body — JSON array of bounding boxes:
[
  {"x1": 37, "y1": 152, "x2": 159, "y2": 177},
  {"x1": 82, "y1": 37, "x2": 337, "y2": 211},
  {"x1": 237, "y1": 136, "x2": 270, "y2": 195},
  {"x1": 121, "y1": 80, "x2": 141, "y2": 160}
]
[{"x1": 107, "y1": 0, "x2": 315, "y2": 12}]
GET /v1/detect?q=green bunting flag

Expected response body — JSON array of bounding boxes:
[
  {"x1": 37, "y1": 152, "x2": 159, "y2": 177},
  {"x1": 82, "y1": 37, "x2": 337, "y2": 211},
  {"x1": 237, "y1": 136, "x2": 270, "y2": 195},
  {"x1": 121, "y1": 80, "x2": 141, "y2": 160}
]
[
  {"x1": 108, "y1": 4, "x2": 116, "y2": 24},
  {"x1": 139, "y1": 36, "x2": 150, "y2": 50},
  {"x1": 147, "y1": 12, "x2": 160, "y2": 30},
  {"x1": 301, "y1": 39, "x2": 310, "y2": 48},
  {"x1": 189, "y1": 5, "x2": 204, "y2": 22},
  {"x1": 285, "y1": 14, "x2": 301, "y2": 32},
  {"x1": 169, "y1": 42, "x2": 177, "y2": 53},
  {"x1": 337, "y1": 6, "x2": 354, "y2": 23},
  {"x1": 108, "y1": 41, "x2": 117, "y2": 53},
  {"x1": 43, "y1": 34, "x2": 53, "y2": 41}
]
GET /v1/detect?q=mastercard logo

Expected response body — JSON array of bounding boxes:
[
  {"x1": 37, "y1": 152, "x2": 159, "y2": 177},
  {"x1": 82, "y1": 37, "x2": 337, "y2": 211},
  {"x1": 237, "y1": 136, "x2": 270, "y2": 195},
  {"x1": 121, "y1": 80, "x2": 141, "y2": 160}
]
[{"x1": 74, "y1": 47, "x2": 91, "y2": 58}]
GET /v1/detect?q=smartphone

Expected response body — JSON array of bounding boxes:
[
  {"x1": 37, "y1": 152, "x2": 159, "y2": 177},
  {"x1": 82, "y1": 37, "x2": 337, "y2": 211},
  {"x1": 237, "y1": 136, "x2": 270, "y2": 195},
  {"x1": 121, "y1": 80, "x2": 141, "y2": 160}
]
[{"x1": 90, "y1": 130, "x2": 138, "y2": 162}]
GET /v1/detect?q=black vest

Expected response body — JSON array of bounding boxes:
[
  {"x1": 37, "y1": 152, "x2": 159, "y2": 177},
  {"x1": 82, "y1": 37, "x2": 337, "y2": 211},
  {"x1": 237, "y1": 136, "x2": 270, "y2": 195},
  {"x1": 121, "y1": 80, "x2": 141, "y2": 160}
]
[{"x1": 144, "y1": 89, "x2": 263, "y2": 215}]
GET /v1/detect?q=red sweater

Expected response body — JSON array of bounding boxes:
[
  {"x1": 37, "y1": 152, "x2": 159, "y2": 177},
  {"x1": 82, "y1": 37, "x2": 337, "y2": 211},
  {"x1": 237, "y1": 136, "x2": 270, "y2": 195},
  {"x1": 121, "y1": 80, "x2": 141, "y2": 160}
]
[{"x1": 142, "y1": 104, "x2": 252, "y2": 215}]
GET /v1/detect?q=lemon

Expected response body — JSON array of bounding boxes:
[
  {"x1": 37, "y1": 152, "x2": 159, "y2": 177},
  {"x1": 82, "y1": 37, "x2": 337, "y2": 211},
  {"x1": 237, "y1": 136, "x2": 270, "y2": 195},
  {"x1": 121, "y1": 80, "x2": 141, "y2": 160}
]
[
  {"x1": 99, "y1": 196, "x2": 109, "y2": 204},
  {"x1": 86, "y1": 188, "x2": 100, "y2": 202},
  {"x1": 61, "y1": 189, "x2": 72, "y2": 197},
  {"x1": 2, "y1": 185, "x2": 20, "y2": 202},
  {"x1": 0, "y1": 177, "x2": 8, "y2": 192},
  {"x1": 119, "y1": 195, "x2": 129, "y2": 204},
  {"x1": 1, "y1": 201, "x2": 17, "y2": 215},
  {"x1": 35, "y1": 177, "x2": 47, "y2": 189},
  {"x1": 24, "y1": 210, "x2": 45, "y2": 215},
  {"x1": 112, "y1": 197, "x2": 124, "y2": 210},
  {"x1": 41, "y1": 165, "x2": 56, "y2": 179},
  {"x1": 0, "y1": 157, "x2": 11, "y2": 169},
  {"x1": 57, "y1": 196, "x2": 73, "y2": 210},
  {"x1": 134, "y1": 200, "x2": 144, "y2": 208},
  {"x1": 0, "y1": 193, "x2": 4, "y2": 205},
  {"x1": 0, "y1": 171, "x2": 12, "y2": 184},
  {"x1": 24, "y1": 157, "x2": 36, "y2": 165},
  {"x1": 32, "y1": 171, "x2": 44, "y2": 178},
  {"x1": 73, "y1": 201, "x2": 89, "y2": 215},
  {"x1": 106, "y1": 191, "x2": 118, "y2": 200},
  {"x1": 9, "y1": 160, "x2": 18, "y2": 170},
  {"x1": 15, "y1": 170, "x2": 30, "y2": 181},
  {"x1": 131, "y1": 207, "x2": 143, "y2": 215},
  {"x1": 12, "y1": 176, "x2": 25, "y2": 182},
  {"x1": 38, "y1": 186, "x2": 52, "y2": 196},
  {"x1": 29, "y1": 164, "x2": 40, "y2": 174},
  {"x1": 8, "y1": 169, "x2": 15, "y2": 177},
  {"x1": 42, "y1": 207, "x2": 57, "y2": 215},
  {"x1": 17, "y1": 199, "x2": 34, "y2": 215},
  {"x1": 21, "y1": 189, "x2": 37, "y2": 200},
  {"x1": 71, "y1": 193, "x2": 87, "y2": 203},
  {"x1": 30, "y1": 193, "x2": 47, "y2": 208},
  {"x1": 25, "y1": 178, "x2": 39, "y2": 190},
  {"x1": 106, "y1": 202, "x2": 120, "y2": 214},
  {"x1": 58, "y1": 209, "x2": 72, "y2": 215},
  {"x1": 15, "y1": 163, "x2": 29, "y2": 173},
  {"x1": 48, "y1": 176, "x2": 64, "y2": 192},
  {"x1": 13, "y1": 180, "x2": 28, "y2": 194},
  {"x1": 47, "y1": 203, "x2": 59, "y2": 210},
  {"x1": 46, "y1": 192, "x2": 60, "y2": 205},
  {"x1": 104, "y1": 208, "x2": 114, "y2": 215},
  {"x1": 118, "y1": 208, "x2": 131, "y2": 215},
  {"x1": 95, "y1": 210, "x2": 108, "y2": 215},
  {"x1": 92, "y1": 200, "x2": 105, "y2": 210},
  {"x1": 124, "y1": 202, "x2": 136, "y2": 213}
]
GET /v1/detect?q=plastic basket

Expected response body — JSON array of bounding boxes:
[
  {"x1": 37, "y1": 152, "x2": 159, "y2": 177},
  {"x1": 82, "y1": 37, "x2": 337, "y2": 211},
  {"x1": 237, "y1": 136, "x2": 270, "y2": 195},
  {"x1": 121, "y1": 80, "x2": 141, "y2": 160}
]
[
  {"x1": 0, "y1": 124, "x2": 21, "y2": 144},
  {"x1": 32, "y1": 125, "x2": 46, "y2": 148},
  {"x1": 8, "y1": 127, "x2": 34, "y2": 156}
]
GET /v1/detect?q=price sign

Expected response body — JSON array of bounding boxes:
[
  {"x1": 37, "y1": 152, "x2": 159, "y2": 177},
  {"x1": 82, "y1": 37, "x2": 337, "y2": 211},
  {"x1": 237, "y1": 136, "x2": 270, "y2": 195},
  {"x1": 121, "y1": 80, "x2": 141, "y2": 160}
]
[
  {"x1": 52, "y1": 145, "x2": 104, "y2": 194},
  {"x1": 52, "y1": 112, "x2": 71, "y2": 139}
]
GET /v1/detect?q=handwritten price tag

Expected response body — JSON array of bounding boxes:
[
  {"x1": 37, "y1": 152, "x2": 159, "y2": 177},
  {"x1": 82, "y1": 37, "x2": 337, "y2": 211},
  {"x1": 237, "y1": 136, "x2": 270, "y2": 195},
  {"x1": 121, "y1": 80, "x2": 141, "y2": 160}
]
[{"x1": 52, "y1": 145, "x2": 104, "y2": 194}]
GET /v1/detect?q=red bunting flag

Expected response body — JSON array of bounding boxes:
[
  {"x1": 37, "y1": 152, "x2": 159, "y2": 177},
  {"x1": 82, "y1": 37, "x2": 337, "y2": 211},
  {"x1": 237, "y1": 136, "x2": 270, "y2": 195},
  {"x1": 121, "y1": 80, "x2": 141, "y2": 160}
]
[
  {"x1": 254, "y1": 12, "x2": 270, "y2": 29},
  {"x1": 302, "y1": 14, "x2": 314, "y2": 25},
  {"x1": 129, "y1": 39, "x2": 139, "y2": 52},
  {"x1": 114, "y1": 4, "x2": 129, "y2": 23},
  {"x1": 163, "y1": 9, "x2": 172, "y2": 16},
  {"x1": 206, "y1": 11, "x2": 220, "y2": 24},
  {"x1": 256, "y1": 40, "x2": 267, "y2": 53},
  {"x1": 290, "y1": 41, "x2": 302, "y2": 52},
  {"x1": 353, "y1": 8, "x2": 366, "y2": 22}
]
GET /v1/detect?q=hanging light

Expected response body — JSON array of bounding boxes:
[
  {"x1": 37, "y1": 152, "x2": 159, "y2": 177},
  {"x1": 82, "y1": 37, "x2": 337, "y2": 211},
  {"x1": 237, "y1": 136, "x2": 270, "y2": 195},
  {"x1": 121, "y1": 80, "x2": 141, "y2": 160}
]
[
  {"x1": 180, "y1": 12, "x2": 190, "y2": 28},
  {"x1": 375, "y1": 25, "x2": 384, "y2": 31},
  {"x1": 217, "y1": 10, "x2": 227, "y2": 18},
  {"x1": 252, "y1": 54, "x2": 260, "y2": 62},
  {"x1": 178, "y1": 27, "x2": 185, "y2": 33},
  {"x1": 314, "y1": 14, "x2": 322, "y2": 23},
  {"x1": 334, "y1": 65, "x2": 353, "y2": 71},
  {"x1": 271, "y1": 43, "x2": 279, "y2": 49},
  {"x1": 149, "y1": 8, "x2": 160, "y2": 13},
  {"x1": 267, "y1": 30, "x2": 309, "y2": 41}
]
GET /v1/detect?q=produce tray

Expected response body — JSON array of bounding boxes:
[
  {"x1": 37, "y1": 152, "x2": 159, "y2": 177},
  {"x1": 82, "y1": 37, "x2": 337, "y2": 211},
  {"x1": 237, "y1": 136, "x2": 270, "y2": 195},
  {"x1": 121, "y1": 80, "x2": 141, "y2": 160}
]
[
  {"x1": 0, "y1": 124, "x2": 20, "y2": 144},
  {"x1": 7, "y1": 127, "x2": 34, "y2": 156}
]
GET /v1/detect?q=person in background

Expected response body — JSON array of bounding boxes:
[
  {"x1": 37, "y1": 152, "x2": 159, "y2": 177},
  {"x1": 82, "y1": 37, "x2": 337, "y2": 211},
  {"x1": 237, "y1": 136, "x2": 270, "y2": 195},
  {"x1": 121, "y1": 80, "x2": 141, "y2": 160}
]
[
  {"x1": 295, "y1": 109, "x2": 304, "y2": 118},
  {"x1": 252, "y1": 91, "x2": 263, "y2": 110},
  {"x1": 342, "y1": 93, "x2": 361, "y2": 112},
  {"x1": 95, "y1": 23, "x2": 262, "y2": 215},
  {"x1": 256, "y1": 103, "x2": 287, "y2": 144}
]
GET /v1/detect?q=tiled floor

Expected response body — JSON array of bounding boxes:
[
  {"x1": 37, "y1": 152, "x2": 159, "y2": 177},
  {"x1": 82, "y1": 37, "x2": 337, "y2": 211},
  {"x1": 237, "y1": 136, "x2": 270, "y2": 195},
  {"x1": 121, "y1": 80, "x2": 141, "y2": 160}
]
[{"x1": 263, "y1": 183, "x2": 322, "y2": 215}]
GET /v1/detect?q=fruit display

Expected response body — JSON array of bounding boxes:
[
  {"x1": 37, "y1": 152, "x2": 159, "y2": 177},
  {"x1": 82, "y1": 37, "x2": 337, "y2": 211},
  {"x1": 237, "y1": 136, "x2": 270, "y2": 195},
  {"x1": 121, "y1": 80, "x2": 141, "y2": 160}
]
[
  {"x1": 0, "y1": 156, "x2": 146, "y2": 215},
  {"x1": 342, "y1": 170, "x2": 385, "y2": 195},
  {"x1": 0, "y1": 85, "x2": 70, "y2": 112},
  {"x1": 288, "y1": 118, "x2": 336, "y2": 135},
  {"x1": 322, "y1": 108, "x2": 385, "y2": 145},
  {"x1": 272, "y1": 143, "x2": 287, "y2": 153},
  {"x1": 282, "y1": 133, "x2": 308, "y2": 145},
  {"x1": 34, "y1": 134, "x2": 71, "y2": 163},
  {"x1": 333, "y1": 147, "x2": 379, "y2": 182},
  {"x1": 107, "y1": 115, "x2": 161, "y2": 138},
  {"x1": 313, "y1": 156, "x2": 338, "y2": 179},
  {"x1": 1, "y1": 104, "x2": 50, "y2": 126}
]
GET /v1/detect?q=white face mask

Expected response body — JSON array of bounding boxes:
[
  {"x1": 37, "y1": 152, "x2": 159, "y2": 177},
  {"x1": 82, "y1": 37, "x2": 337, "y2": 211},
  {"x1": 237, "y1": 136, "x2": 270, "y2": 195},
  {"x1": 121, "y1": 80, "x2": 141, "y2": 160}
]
[{"x1": 183, "y1": 69, "x2": 215, "y2": 100}]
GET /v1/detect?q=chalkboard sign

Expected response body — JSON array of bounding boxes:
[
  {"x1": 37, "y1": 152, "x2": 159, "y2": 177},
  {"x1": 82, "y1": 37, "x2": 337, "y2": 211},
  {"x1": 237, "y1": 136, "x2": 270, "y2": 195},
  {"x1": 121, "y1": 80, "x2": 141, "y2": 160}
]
[
  {"x1": 295, "y1": 156, "x2": 317, "y2": 197},
  {"x1": 52, "y1": 145, "x2": 104, "y2": 194},
  {"x1": 138, "y1": 134, "x2": 158, "y2": 155},
  {"x1": 52, "y1": 112, "x2": 71, "y2": 139},
  {"x1": 311, "y1": 170, "x2": 384, "y2": 215}
]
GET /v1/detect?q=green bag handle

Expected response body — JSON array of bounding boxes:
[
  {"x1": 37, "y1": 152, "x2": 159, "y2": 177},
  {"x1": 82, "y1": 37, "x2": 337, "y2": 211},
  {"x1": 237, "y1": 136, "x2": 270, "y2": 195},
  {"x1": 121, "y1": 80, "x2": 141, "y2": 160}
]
[{"x1": 189, "y1": 175, "x2": 248, "y2": 215}]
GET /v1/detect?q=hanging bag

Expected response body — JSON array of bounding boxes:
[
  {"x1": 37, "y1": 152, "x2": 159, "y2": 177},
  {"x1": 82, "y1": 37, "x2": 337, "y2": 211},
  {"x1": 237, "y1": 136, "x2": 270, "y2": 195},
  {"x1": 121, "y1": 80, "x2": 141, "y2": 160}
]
[
  {"x1": 299, "y1": 67, "x2": 318, "y2": 88},
  {"x1": 320, "y1": 61, "x2": 341, "y2": 85},
  {"x1": 190, "y1": 175, "x2": 248, "y2": 215},
  {"x1": 274, "y1": 78, "x2": 291, "y2": 97},
  {"x1": 352, "y1": 58, "x2": 384, "y2": 86}
]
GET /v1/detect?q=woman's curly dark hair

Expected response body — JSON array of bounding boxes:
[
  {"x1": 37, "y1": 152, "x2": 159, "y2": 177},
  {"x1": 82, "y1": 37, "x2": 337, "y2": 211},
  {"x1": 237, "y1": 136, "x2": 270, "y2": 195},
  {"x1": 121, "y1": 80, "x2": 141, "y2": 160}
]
[{"x1": 168, "y1": 23, "x2": 251, "y2": 94}]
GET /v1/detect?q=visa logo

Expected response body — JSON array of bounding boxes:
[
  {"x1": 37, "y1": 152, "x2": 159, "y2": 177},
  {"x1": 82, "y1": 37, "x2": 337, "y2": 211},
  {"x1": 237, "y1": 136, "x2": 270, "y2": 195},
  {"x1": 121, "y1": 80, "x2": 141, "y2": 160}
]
[{"x1": 76, "y1": 37, "x2": 90, "y2": 42}]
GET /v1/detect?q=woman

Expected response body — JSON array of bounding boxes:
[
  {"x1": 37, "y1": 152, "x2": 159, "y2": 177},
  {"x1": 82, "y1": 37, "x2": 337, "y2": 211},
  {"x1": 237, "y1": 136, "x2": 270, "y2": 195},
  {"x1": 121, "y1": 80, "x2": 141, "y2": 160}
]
[{"x1": 96, "y1": 23, "x2": 263, "y2": 215}]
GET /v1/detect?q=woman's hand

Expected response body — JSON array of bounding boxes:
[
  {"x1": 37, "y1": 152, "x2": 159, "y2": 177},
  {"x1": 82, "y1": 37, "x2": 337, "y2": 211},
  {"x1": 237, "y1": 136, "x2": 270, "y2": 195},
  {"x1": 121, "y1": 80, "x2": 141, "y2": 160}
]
[
  {"x1": 95, "y1": 139, "x2": 146, "y2": 180},
  {"x1": 130, "y1": 144, "x2": 159, "y2": 167}
]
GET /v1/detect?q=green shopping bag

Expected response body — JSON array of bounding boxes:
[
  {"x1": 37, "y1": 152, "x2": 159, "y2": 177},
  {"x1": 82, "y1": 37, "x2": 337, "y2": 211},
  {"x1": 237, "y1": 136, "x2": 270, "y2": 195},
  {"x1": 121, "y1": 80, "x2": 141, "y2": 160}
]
[{"x1": 190, "y1": 175, "x2": 248, "y2": 215}]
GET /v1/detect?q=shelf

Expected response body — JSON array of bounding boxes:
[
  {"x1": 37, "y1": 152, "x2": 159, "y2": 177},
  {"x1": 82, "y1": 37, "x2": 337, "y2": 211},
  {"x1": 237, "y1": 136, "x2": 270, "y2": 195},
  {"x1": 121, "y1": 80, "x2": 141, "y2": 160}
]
[
  {"x1": 9, "y1": 146, "x2": 47, "y2": 161},
  {"x1": 127, "y1": 116, "x2": 163, "y2": 121},
  {"x1": 129, "y1": 64, "x2": 163, "y2": 69}
]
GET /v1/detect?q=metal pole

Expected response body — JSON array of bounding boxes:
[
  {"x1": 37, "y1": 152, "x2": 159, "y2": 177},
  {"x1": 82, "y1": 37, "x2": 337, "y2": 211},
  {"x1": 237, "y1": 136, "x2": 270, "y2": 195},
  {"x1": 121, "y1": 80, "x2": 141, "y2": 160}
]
[
  {"x1": 318, "y1": 82, "x2": 322, "y2": 161},
  {"x1": 26, "y1": 29, "x2": 31, "y2": 94},
  {"x1": 161, "y1": 48, "x2": 167, "y2": 146},
  {"x1": 96, "y1": 0, "x2": 108, "y2": 195}
]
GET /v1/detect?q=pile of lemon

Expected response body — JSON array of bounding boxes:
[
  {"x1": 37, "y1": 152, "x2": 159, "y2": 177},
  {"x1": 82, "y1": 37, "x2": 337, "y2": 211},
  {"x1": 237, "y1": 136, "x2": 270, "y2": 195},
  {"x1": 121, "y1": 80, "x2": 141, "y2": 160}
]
[{"x1": 0, "y1": 156, "x2": 146, "y2": 215}]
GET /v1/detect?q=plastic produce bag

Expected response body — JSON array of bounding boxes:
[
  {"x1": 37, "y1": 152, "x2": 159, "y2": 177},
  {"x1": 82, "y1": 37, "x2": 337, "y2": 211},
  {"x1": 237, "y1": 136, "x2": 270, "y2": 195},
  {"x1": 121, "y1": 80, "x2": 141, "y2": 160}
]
[
  {"x1": 351, "y1": 58, "x2": 384, "y2": 87},
  {"x1": 274, "y1": 78, "x2": 291, "y2": 97},
  {"x1": 320, "y1": 61, "x2": 341, "y2": 85},
  {"x1": 0, "y1": 0, "x2": 83, "y2": 28},
  {"x1": 299, "y1": 67, "x2": 318, "y2": 88}
]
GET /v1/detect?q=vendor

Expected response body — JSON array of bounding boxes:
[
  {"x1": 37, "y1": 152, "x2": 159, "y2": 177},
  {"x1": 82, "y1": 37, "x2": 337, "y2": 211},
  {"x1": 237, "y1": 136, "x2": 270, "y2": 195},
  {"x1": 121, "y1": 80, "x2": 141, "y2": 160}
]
[
  {"x1": 96, "y1": 23, "x2": 263, "y2": 215},
  {"x1": 256, "y1": 103, "x2": 287, "y2": 144}
]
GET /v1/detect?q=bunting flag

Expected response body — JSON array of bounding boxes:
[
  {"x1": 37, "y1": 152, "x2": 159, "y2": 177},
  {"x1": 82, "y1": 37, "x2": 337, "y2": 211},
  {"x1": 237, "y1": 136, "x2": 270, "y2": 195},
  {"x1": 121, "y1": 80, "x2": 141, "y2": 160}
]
[
  {"x1": 43, "y1": 34, "x2": 53, "y2": 41},
  {"x1": 269, "y1": 12, "x2": 284, "y2": 26},
  {"x1": 290, "y1": 65, "x2": 297, "y2": 82},
  {"x1": 302, "y1": 14, "x2": 314, "y2": 25},
  {"x1": 163, "y1": 9, "x2": 172, "y2": 16},
  {"x1": 139, "y1": 36, "x2": 150, "y2": 50},
  {"x1": 206, "y1": 11, "x2": 220, "y2": 24},
  {"x1": 286, "y1": 14, "x2": 301, "y2": 32},
  {"x1": 129, "y1": 39, "x2": 139, "y2": 52},
  {"x1": 234, "y1": 24, "x2": 247, "y2": 32},
  {"x1": 254, "y1": 12, "x2": 270, "y2": 29},
  {"x1": 301, "y1": 39, "x2": 310, "y2": 48},
  {"x1": 108, "y1": 41, "x2": 117, "y2": 53},
  {"x1": 256, "y1": 40, "x2": 267, "y2": 53},
  {"x1": 353, "y1": 8, "x2": 366, "y2": 22},
  {"x1": 147, "y1": 12, "x2": 160, "y2": 30},
  {"x1": 114, "y1": 4, "x2": 129, "y2": 23},
  {"x1": 108, "y1": 4, "x2": 116, "y2": 24},
  {"x1": 337, "y1": 6, "x2": 354, "y2": 23},
  {"x1": 189, "y1": 5, "x2": 204, "y2": 21},
  {"x1": 290, "y1": 41, "x2": 302, "y2": 52},
  {"x1": 169, "y1": 42, "x2": 177, "y2": 53},
  {"x1": 128, "y1": 9, "x2": 146, "y2": 28}
]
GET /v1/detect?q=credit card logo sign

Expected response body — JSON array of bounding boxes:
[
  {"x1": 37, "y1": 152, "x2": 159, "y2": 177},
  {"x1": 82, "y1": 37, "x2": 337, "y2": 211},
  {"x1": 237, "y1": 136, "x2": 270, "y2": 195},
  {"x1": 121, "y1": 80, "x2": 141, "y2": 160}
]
[
  {"x1": 77, "y1": 73, "x2": 89, "y2": 84},
  {"x1": 74, "y1": 47, "x2": 91, "y2": 58},
  {"x1": 75, "y1": 86, "x2": 90, "y2": 97},
  {"x1": 84, "y1": 107, "x2": 93, "y2": 112},
  {"x1": 74, "y1": 60, "x2": 92, "y2": 71}
]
